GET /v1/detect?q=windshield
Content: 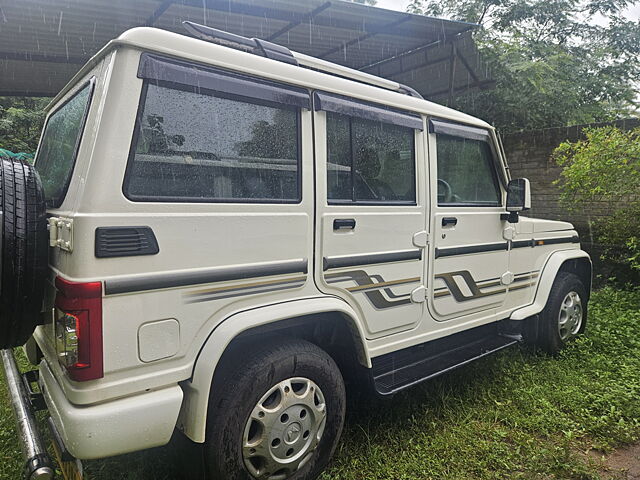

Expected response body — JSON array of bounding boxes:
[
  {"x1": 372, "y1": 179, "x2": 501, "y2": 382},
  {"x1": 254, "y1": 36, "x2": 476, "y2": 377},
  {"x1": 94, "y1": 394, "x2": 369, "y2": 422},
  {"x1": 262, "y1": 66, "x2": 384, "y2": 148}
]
[{"x1": 35, "y1": 80, "x2": 93, "y2": 207}]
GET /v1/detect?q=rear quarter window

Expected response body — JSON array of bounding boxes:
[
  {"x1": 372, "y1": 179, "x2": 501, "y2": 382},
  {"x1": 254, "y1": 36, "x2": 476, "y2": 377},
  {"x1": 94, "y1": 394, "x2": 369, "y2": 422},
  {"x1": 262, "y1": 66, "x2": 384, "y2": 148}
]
[
  {"x1": 124, "y1": 82, "x2": 302, "y2": 203},
  {"x1": 35, "y1": 79, "x2": 94, "y2": 207}
]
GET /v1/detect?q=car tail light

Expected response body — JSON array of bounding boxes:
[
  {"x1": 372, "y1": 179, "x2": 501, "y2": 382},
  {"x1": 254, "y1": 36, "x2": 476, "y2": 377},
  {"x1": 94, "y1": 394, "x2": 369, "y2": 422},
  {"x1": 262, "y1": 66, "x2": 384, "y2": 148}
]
[{"x1": 54, "y1": 277, "x2": 103, "y2": 381}]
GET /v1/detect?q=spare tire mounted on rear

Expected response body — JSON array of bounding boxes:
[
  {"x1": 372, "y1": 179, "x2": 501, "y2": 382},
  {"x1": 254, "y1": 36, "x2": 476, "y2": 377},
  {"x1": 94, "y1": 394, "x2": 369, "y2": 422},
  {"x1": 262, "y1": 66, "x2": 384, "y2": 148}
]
[{"x1": 0, "y1": 157, "x2": 48, "y2": 349}]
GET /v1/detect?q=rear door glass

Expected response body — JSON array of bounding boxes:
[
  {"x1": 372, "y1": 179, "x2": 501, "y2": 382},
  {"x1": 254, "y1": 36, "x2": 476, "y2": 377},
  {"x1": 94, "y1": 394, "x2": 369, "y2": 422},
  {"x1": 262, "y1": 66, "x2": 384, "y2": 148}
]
[
  {"x1": 326, "y1": 112, "x2": 416, "y2": 204},
  {"x1": 36, "y1": 80, "x2": 94, "y2": 207}
]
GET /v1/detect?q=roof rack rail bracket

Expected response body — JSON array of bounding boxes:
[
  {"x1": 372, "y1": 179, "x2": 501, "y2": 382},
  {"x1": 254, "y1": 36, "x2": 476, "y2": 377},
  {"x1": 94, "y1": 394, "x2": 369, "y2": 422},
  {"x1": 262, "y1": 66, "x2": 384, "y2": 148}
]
[
  {"x1": 183, "y1": 21, "x2": 297, "y2": 66},
  {"x1": 398, "y1": 84, "x2": 424, "y2": 99},
  {"x1": 253, "y1": 38, "x2": 298, "y2": 66},
  {"x1": 183, "y1": 21, "x2": 257, "y2": 50}
]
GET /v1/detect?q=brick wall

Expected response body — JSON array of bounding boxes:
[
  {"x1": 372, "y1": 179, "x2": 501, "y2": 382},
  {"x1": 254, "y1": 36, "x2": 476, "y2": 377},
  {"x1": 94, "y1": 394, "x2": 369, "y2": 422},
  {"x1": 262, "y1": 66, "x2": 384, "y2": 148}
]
[{"x1": 502, "y1": 118, "x2": 640, "y2": 241}]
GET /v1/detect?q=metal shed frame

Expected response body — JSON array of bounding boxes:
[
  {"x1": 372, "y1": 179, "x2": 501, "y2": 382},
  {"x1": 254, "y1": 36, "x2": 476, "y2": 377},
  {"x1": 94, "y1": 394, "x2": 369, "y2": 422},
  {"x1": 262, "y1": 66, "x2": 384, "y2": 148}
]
[{"x1": 0, "y1": 0, "x2": 493, "y2": 103}]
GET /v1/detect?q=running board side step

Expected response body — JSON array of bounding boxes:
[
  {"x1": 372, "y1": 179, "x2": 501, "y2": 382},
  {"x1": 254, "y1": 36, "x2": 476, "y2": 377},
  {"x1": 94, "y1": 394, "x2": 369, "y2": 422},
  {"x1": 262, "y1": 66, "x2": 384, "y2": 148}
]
[{"x1": 371, "y1": 323, "x2": 520, "y2": 395}]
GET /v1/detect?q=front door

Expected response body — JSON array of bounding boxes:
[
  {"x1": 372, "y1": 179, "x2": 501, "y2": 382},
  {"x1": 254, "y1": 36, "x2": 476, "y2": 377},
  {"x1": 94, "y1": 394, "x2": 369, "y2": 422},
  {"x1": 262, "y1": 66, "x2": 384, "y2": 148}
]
[
  {"x1": 427, "y1": 120, "x2": 510, "y2": 321},
  {"x1": 313, "y1": 92, "x2": 427, "y2": 339}
]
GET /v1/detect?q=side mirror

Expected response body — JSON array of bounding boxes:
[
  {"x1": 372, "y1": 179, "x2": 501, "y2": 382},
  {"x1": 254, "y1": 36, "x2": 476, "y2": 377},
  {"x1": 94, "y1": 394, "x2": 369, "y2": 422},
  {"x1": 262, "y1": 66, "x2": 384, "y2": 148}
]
[
  {"x1": 506, "y1": 178, "x2": 531, "y2": 212},
  {"x1": 502, "y1": 178, "x2": 531, "y2": 223}
]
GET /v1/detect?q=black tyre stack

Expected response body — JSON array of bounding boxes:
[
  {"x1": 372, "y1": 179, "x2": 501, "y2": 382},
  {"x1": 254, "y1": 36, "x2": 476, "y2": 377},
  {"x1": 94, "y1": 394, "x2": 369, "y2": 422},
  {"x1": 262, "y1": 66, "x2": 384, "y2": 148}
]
[{"x1": 0, "y1": 156, "x2": 48, "y2": 349}]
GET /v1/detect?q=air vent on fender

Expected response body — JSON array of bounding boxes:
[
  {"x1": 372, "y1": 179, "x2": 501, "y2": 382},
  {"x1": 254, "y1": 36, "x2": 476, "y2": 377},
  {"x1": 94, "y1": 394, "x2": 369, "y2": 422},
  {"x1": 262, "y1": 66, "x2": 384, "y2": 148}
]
[{"x1": 95, "y1": 227, "x2": 159, "y2": 258}]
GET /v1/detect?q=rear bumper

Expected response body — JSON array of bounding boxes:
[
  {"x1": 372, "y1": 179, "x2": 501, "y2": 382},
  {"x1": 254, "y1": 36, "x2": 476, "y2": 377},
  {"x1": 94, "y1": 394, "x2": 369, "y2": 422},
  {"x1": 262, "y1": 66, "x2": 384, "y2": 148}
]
[{"x1": 38, "y1": 359, "x2": 183, "y2": 460}]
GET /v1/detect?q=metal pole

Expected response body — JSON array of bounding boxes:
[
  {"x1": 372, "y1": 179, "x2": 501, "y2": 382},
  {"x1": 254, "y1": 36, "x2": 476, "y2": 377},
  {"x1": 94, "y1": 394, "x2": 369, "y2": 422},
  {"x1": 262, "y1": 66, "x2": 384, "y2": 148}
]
[
  {"x1": 448, "y1": 42, "x2": 458, "y2": 108},
  {"x1": 0, "y1": 349, "x2": 53, "y2": 480}
]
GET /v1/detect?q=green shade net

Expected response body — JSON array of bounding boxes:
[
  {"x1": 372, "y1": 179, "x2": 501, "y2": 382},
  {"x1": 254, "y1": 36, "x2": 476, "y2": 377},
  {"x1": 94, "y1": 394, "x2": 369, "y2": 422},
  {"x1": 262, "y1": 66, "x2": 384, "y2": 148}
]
[{"x1": 0, "y1": 148, "x2": 34, "y2": 163}]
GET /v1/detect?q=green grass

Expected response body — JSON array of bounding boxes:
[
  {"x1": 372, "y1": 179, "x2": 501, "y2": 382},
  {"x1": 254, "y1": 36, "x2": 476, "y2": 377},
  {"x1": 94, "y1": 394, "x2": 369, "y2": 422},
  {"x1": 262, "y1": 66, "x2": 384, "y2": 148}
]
[{"x1": 1, "y1": 287, "x2": 639, "y2": 479}]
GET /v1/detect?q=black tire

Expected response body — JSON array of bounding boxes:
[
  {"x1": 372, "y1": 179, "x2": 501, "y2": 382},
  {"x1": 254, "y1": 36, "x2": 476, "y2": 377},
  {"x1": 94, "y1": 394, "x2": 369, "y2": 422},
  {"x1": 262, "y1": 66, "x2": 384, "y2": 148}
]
[
  {"x1": 536, "y1": 272, "x2": 587, "y2": 354},
  {"x1": 0, "y1": 157, "x2": 48, "y2": 348},
  {"x1": 205, "y1": 338, "x2": 346, "y2": 480}
]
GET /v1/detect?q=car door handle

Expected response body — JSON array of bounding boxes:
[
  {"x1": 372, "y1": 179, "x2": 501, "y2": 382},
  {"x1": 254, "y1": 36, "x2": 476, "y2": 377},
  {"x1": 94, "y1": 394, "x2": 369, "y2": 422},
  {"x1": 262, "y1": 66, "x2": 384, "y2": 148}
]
[
  {"x1": 442, "y1": 217, "x2": 458, "y2": 227},
  {"x1": 333, "y1": 218, "x2": 356, "y2": 230}
]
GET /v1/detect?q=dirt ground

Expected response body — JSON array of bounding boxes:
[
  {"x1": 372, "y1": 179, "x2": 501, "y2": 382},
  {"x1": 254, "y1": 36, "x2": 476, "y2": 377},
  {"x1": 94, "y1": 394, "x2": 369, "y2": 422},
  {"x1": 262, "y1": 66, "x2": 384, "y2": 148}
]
[{"x1": 590, "y1": 443, "x2": 640, "y2": 480}]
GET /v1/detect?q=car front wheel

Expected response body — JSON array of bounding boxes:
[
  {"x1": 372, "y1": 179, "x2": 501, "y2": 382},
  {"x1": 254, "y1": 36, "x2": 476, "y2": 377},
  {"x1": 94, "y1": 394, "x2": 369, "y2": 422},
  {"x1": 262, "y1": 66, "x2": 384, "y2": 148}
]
[{"x1": 537, "y1": 272, "x2": 588, "y2": 354}]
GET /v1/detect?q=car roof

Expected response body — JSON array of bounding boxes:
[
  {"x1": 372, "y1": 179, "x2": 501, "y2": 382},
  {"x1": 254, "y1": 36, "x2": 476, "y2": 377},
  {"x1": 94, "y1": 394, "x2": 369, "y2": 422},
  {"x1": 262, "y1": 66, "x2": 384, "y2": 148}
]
[{"x1": 50, "y1": 27, "x2": 493, "y2": 132}]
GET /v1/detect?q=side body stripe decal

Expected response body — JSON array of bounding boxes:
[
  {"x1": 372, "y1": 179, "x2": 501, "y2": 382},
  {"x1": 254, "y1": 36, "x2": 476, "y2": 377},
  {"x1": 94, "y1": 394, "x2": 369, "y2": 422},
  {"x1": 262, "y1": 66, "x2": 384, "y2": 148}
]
[
  {"x1": 185, "y1": 276, "x2": 307, "y2": 304},
  {"x1": 105, "y1": 259, "x2": 308, "y2": 295},
  {"x1": 512, "y1": 235, "x2": 579, "y2": 249},
  {"x1": 435, "y1": 242, "x2": 508, "y2": 259},
  {"x1": 323, "y1": 249, "x2": 422, "y2": 271},
  {"x1": 433, "y1": 271, "x2": 539, "y2": 302},
  {"x1": 325, "y1": 271, "x2": 420, "y2": 310},
  {"x1": 435, "y1": 235, "x2": 579, "y2": 259}
]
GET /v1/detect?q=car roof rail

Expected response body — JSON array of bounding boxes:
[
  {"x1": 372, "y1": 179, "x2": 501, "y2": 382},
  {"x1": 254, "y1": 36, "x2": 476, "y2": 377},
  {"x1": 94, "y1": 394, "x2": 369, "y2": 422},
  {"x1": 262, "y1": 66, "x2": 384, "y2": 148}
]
[{"x1": 182, "y1": 21, "x2": 423, "y2": 100}]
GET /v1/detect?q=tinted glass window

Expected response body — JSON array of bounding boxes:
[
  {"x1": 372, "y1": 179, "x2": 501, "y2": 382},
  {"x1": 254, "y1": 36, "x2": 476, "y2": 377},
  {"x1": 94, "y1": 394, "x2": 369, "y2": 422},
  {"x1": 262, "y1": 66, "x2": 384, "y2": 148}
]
[
  {"x1": 125, "y1": 83, "x2": 300, "y2": 203},
  {"x1": 36, "y1": 82, "x2": 93, "y2": 207},
  {"x1": 326, "y1": 112, "x2": 415, "y2": 204},
  {"x1": 436, "y1": 135, "x2": 501, "y2": 206}
]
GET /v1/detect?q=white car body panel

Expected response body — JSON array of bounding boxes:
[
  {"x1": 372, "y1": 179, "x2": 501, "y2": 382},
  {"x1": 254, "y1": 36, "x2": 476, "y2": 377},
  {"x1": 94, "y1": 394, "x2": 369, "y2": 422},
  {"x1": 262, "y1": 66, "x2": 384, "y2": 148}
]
[
  {"x1": 39, "y1": 360, "x2": 183, "y2": 460},
  {"x1": 510, "y1": 249, "x2": 592, "y2": 320}
]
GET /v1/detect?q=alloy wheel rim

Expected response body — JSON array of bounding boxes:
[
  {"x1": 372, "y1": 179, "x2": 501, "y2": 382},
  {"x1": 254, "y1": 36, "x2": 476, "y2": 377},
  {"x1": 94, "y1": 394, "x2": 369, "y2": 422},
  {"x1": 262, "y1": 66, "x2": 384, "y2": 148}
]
[
  {"x1": 242, "y1": 377, "x2": 327, "y2": 480},
  {"x1": 558, "y1": 291, "x2": 583, "y2": 341}
]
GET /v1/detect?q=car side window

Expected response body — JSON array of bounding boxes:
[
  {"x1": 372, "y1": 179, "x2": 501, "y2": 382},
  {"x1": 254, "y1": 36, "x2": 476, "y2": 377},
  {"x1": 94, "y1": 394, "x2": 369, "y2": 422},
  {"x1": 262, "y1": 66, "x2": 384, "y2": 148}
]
[
  {"x1": 326, "y1": 112, "x2": 416, "y2": 204},
  {"x1": 125, "y1": 83, "x2": 301, "y2": 203},
  {"x1": 125, "y1": 55, "x2": 311, "y2": 204},
  {"x1": 435, "y1": 134, "x2": 501, "y2": 206}
]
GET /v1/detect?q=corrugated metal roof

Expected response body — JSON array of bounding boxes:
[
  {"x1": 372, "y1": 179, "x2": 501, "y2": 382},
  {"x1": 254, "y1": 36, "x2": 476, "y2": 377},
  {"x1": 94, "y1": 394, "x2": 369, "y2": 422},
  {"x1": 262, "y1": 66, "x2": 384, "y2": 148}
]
[{"x1": 0, "y1": 0, "x2": 493, "y2": 101}]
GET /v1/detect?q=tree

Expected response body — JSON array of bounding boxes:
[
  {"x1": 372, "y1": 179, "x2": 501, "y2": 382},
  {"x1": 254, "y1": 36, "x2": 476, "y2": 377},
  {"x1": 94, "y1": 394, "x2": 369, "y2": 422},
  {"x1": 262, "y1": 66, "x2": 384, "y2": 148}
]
[
  {"x1": 554, "y1": 126, "x2": 640, "y2": 273},
  {"x1": 407, "y1": 0, "x2": 640, "y2": 132},
  {"x1": 0, "y1": 97, "x2": 49, "y2": 153},
  {"x1": 235, "y1": 110, "x2": 298, "y2": 159}
]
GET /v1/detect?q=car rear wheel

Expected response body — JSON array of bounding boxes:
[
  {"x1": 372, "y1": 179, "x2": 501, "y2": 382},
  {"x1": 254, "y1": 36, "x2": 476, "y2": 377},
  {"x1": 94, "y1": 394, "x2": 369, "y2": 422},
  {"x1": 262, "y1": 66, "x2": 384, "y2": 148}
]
[
  {"x1": 0, "y1": 157, "x2": 48, "y2": 348},
  {"x1": 205, "y1": 338, "x2": 346, "y2": 480}
]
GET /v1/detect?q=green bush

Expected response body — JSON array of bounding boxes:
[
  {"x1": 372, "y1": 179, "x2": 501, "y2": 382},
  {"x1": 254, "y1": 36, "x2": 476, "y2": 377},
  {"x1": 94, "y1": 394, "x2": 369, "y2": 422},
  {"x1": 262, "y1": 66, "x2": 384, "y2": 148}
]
[
  {"x1": 554, "y1": 126, "x2": 640, "y2": 273},
  {"x1": 592, "y1": 204, "x2": 640, "y2": 273},
  {"x1": 0, "y1": 97, "x2": 48, "y2": 153}
]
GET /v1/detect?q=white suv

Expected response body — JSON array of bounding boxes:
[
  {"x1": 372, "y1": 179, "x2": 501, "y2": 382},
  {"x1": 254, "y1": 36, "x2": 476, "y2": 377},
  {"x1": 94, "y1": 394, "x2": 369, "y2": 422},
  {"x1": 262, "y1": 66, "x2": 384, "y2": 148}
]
[{"x1": 0, "y1": 22, "x2": 591, "y2": 480}]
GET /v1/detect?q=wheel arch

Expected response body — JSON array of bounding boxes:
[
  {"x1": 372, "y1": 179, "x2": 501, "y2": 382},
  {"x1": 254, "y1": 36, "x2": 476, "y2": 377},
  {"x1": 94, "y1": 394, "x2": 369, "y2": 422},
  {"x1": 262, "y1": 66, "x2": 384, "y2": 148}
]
[
  {"x1": 557, "y1": 256, "x2": 592, "y2": 301},
  {"x1": 510, "y1": 249, "x2": 592, "y2": 321},
  {"x1": 177, "y1": 296, "x2": 369, "y2": 443}
]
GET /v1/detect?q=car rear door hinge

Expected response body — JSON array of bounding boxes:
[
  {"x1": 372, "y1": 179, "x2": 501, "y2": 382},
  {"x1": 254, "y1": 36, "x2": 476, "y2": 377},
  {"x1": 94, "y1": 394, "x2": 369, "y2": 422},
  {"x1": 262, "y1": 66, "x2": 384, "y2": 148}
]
[{"x1": 48, "y1": 217, "x2": 73, "y2": 252}]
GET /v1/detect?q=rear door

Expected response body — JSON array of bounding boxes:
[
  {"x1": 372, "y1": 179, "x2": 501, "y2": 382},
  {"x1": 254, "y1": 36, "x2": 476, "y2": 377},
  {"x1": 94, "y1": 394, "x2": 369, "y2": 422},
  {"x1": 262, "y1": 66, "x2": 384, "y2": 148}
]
[
  {"x1": 313, "y1": 92, "x2": 428, "y2": 339},
  {"x1": 427, "y1": 120, "x2": 510, "y2": 321}
]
